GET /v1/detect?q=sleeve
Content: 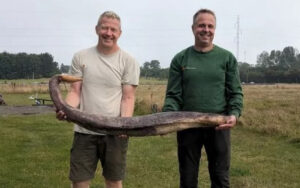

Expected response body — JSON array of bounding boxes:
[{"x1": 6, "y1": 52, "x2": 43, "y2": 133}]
[
  {"x1": 225, "y1": 54, "x2": 244, "y2": 118},
  {"x1": 162, "y1": 56, "x2": 183, "y2": 112},
  {"x1": 69, "y1": 53, "x2": 83, "y2": 77},
  {"x1": 122, "y1": 57, "x2": 140, "y2": 86}
]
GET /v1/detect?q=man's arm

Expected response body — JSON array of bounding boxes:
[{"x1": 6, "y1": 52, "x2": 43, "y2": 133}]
[
  {"x1": 217, "y1": 54, "x2": 243, "y2": 130},
  {"x1": 226, "y1": 55, "x2": 243, "y2": 119},
  {"x1": 120, "y1": 85, "x2": 137, "y2": 117},
  {"x1": 56, "y1": 81, "x2": 82, "y2": 120},
  {"x1": 65, "y1": 81, "x2": 82, "y2": 108},
  {"x1": 162, "y1": 58, "x2": 183, "y2": 112}
]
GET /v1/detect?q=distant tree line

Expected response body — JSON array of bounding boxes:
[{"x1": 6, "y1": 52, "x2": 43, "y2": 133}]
[
  {"x1": 239, "y1": 46, "x2": 300, "y2": 83},
  {"x1": 0, "y1": 52, "x2": 69, "y2": 79},
  {"x1": 1, "y1": 46, "x2": 300, "y2": 83},
  {"x1": 60, "y1": 64, "x2": 70, "y2": 74},
  {"x1": 141, "y1": 46, "x2": 300, "y2": 83},
  {"x1": 140, "y1": 60, "x2": 169, "y2": 80}
]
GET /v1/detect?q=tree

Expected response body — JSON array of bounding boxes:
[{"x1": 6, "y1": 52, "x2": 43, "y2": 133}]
[
  {"x1": 140, "y1": 60, "x2": 161, "y2": 78},
  {"x1": 140, "y1": 60, "x2": 169, "y2": 80},
  {"x1": 279, "y1": 46, "x2": 297, "y2": 70},
  {"x1": 238, "y1": 62, "x2": 251, "y2": 83},
  {"x1": 0, "y1": 52, "x2": 13, "y2": 79},
  {"x1": 269, "y1": 50, "x2": 281, "y2": 67},
  {"x1": 254, "y1": 46, "x2": 300, "y2": 83},
  {"x1": 60, "y1": 64, "x2": 70, "y2": 73},
  {"x1": 0, "y1": 52, "x2": 60, "y2": 79},
  {"x1": 39, "y1": 53, "x2": 57, "y2": 77},
  {"x1": 256, "y1": 51, "x2": 271, "y2": 68}
]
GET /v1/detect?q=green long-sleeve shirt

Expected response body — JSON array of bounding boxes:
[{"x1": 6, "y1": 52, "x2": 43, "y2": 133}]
[{"x1": 162, "y1": 45, "x2": 243, "y2": 118}]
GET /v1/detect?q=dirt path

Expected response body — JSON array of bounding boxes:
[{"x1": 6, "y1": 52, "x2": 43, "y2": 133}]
[{"x1": 0, "y1": 105, "x2": 55, "y2": 115}]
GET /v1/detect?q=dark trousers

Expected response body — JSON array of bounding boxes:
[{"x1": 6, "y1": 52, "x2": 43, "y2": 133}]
[{"x1": 177, "y1": 128, "x2": 231, "y2": 188}]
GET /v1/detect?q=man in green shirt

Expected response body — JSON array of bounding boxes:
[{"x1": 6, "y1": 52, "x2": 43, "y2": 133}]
[{"x1": 163, "y1": 9, "x2": 243, "y2": 188}]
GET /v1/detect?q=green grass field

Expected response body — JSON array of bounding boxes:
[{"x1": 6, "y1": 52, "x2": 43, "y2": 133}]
[
  {"x1": 0, "y1": 115, "x2": 299, "y2": 188},
  {"x1": 0, "y1": 83, "x2": 300, "y2": 187}
]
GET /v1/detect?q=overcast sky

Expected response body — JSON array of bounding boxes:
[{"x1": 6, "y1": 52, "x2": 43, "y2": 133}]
[{"x1": 1, "y1": 0, "x2": 299, "y2": 68}]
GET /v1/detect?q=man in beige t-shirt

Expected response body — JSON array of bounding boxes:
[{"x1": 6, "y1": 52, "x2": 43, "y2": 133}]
[{"x1": 57, "y1": 11, "x2": 139, "y2": 188}]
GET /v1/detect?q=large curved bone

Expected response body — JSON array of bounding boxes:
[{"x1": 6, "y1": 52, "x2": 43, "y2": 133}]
[{"x1": 49, "y1": 75, "x2": 229, "y2": 136}]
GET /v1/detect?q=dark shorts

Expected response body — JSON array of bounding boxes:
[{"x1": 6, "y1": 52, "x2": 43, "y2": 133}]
[{"x1": 69, "y1": 132, "x2": 128, "y2": 182}]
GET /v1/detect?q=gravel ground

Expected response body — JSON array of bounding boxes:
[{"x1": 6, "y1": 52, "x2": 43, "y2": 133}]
[{"x1": 0, "y1": 105, "x2": 55, "y2": 115}]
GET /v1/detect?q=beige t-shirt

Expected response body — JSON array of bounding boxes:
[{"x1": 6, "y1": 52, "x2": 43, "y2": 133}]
[{"x1": 69, "y1": 46, "x2": 140, "y2": 134}]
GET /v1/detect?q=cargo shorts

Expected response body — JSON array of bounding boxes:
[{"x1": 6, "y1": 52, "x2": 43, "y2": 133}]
[{"x1": 69, "y1": 132, "x2": 128, "y2": 182}]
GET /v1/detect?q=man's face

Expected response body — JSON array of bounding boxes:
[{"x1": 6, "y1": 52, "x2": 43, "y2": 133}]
[
  {"x1": 192, "y1": 13, "x2": 216, "y2": 48},
  {"x1": 96, "y1": 17, "x2": 121, "y2": 49}
]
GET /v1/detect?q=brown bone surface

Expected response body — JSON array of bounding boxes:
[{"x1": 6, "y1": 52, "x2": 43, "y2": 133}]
[{"x1": 49, "y1": 75, "x2": 229, "y2": 136}]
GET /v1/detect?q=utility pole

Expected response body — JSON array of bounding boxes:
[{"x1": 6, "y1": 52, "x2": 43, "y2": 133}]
[{"x1": 236, "y1": 15, "x2": 240, "y2": 62}]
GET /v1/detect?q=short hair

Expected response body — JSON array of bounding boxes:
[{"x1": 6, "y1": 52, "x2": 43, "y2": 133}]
[
  {"x1": 97, "y1": 11, "x2": 121, "y2": 27},
  {"x1": 193, "y1": 9, "x2": 216, "y2": 26}
]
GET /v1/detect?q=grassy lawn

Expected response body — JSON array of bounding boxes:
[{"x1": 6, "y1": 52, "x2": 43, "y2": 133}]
[
  {"x1": 1, "y1": 83, "x2": 300, "y2": 187},
  {"x1": 0, "y1": 114, "x2": 299, "y2": 188}
]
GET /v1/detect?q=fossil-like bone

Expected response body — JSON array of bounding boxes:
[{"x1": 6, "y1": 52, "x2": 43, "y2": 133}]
[{"x1": 49, "y1": 75, "x2": 229, "y2": 136}]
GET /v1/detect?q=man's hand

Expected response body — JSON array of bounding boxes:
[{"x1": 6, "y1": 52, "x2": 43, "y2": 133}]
[
  {"x1": 56, "y1": 110, "x2": 67, "y2": 121},
  {"x1": 55, "y1": 81, "x2": 82, "y2": 122},
  {"x1": 215, "y1": 115, "x2": 237, "y2": 130}
]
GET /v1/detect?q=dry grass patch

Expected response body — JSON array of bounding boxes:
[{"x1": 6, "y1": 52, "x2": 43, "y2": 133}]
[
  {"x1": 135, "y1": 84, "x2": 166, "y2": 114},
  {"x1": 239, "y1": 84, "x2": 300, "y2": 139}
]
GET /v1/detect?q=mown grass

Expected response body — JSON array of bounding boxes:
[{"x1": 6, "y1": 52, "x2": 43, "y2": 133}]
[
  {"x1": 0, "y1": 115, "x2": 299, "y2": 187},
  {"x1": 2, "y1": 93, "x2": 52, "y2": 106},
  {"x1": 0, "y1": 115, "x2": 72, "y2": 187}
]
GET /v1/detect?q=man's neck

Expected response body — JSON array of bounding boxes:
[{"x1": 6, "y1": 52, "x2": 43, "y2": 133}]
[
  {"x1": 97, "y1": 44, "x2": 119, "y2": 55},
  {"x1": 193, "y1": 43, "x2": 214, "y2": 53}
]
